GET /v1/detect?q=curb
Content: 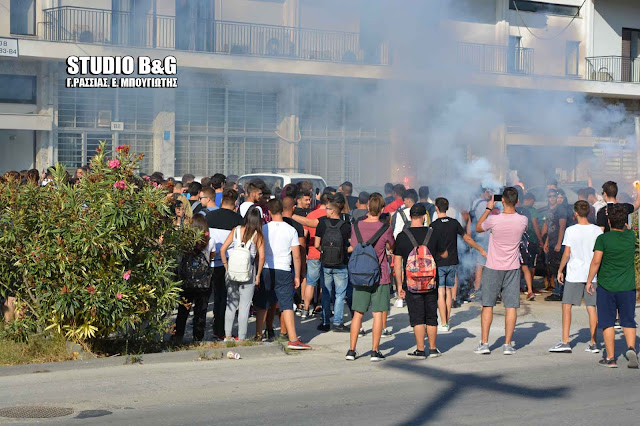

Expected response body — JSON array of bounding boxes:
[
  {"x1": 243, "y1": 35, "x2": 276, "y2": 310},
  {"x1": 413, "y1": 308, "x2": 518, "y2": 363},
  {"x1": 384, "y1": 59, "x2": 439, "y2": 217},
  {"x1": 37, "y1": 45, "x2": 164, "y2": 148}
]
[{"x1": 0, "y1": 343, "x2": 284, "y2": 377}]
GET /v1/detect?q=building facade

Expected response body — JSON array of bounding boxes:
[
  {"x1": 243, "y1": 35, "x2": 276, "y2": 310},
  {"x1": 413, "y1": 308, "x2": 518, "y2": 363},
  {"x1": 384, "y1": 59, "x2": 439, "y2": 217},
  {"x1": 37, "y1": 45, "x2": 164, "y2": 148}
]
[{"x1": 1, "y1": 0, "x2": 639, "y2": 189}]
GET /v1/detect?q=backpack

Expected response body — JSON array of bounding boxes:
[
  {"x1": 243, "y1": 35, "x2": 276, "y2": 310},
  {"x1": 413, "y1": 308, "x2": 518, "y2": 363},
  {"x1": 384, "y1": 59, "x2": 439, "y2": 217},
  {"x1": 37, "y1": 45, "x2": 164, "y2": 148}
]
[
  {"x1": 348, "y1": 221, "x2": 390, "y2": 287},
  {"x1": 320, "y1": 219, "x2": 345, "y2": 267},
  {"x1": 403, "y1": 228, "x2": 437, "y2": 293},
  {"x1": 226, "y1": 227, "x2": 256, "y2": 283},
  {"x1": 391, "y1": 207, "x2": 410, "y2": 232},
  {"x1": 180, "y1": 251, "x2": 212, "y2": 290}
]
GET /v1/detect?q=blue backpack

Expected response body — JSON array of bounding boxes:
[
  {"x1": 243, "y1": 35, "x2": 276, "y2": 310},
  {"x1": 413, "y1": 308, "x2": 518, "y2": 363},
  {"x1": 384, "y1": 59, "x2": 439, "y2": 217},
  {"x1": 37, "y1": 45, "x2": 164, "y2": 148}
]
[{"x1": 348, "y1": 221, "x2": 389, "y2": 287}]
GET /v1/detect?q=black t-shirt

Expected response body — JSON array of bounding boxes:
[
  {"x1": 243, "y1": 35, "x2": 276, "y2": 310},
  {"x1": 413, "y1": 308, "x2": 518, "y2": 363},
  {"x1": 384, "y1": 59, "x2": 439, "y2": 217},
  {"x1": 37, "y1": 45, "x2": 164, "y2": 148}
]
[
  {"x1": 596, "y1": 202, "x2": 634, "y2": 233},
  {"x1": 205, "y1": 208, "x2": 243, "y2": 230},
  {"x1": 393, "y1": 227, "x2": 443, "y2": 289},
  {"x1": 430, "y1": 217, "x2": 465, "y2": 266},
  {"x1": 294, "y1": 207, "x2": 312, "y2": 217},
  {"x1": 545, "y1": 204, "x2": 570, "y2": 246},
  {"x1": 283, "y1": 217, "x2": 305, "y2": 239},
  {"x1": 316, "y1": 217, "x2": 351, "y2": 265}
]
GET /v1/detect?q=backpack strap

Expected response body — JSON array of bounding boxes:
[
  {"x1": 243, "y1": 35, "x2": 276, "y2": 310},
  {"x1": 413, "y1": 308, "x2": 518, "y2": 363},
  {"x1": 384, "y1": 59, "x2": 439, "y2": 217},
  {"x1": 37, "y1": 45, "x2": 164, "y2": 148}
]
[
  {"x1": 328, "y1": 219, "x2": 345, "y2": 229},
  {"x1": 366, "y1": 223, "x2": 390, "y2": 247},
  {"x1": 422, "y1": 227, "x2": 434, "y2": 247},
  {"x1": 400, "y1": 209, "x2": 409, "y2": 225},
  {"x1": 353, "y1": 220, "x2": 365, "y2": 244},
  {"x1": 233, "y1": 226, "x2": 242, "y2": 245},
  {"x1": 404, "y1": 228, "x2": 420, "y2": 248}
]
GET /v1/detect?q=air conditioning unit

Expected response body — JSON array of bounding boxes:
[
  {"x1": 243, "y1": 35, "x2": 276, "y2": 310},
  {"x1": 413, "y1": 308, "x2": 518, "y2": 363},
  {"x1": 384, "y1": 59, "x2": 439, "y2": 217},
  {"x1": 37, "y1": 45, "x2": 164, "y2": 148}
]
[{"x1": 98, "y1": 111, "x2": 112, "y2": 127}]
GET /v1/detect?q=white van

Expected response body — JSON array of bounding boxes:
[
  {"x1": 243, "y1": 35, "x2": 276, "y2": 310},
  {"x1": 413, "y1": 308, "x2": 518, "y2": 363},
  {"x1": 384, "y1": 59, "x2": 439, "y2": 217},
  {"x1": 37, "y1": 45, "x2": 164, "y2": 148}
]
[{"x1": 237, "y1": 173, "x2": 327, "y2": 197}]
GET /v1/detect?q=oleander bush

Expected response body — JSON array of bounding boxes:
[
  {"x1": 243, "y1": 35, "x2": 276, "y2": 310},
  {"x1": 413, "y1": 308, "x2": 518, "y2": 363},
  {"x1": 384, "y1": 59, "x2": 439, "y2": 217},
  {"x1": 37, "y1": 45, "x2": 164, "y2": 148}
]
[{"x1": 0, "y1": 144, "x2": 197, "y2": 345}]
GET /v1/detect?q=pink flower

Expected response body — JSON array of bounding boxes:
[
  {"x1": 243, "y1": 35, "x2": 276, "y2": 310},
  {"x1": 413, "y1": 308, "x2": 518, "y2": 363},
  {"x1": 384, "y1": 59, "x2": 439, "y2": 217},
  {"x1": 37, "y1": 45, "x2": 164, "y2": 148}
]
[
  {"x1": 123, "y1": 270, "x2": 131, "y2": 280},
  {"x1": 143, "y1": 175, "x2": 151, "y2": 181},
  {"x1": 115, "y1": 145, "x2": 130, "y2": 154},
  {"x1": 151, "y1": 181, "x2": 158, "y2": 188},
  {"x1": 108, "y1": 159, "x2": 121, "y2": 169},
  {"x1": 113, "y1": 180, "x2": 127, "y2": 190},
  {"x1": 116, "y1": 293, "x2": 123, "y2": 299}
]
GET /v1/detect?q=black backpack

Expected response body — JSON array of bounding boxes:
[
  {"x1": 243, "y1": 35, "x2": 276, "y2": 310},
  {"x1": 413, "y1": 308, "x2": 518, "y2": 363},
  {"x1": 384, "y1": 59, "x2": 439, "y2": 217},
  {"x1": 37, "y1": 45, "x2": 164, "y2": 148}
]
[
  {"x1": 180, "y1": 251, "x2": 212, "y2": 290},
  {"x1": 320, "y1": 219, "x2": 346, "y2": 268}
]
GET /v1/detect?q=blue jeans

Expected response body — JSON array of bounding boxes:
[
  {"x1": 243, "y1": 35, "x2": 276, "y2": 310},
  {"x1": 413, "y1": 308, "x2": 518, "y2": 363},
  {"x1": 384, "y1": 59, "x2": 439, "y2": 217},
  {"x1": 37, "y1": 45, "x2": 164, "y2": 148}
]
[{"x1": 322, "y1": 265, "x2": 349, "y2": 326}]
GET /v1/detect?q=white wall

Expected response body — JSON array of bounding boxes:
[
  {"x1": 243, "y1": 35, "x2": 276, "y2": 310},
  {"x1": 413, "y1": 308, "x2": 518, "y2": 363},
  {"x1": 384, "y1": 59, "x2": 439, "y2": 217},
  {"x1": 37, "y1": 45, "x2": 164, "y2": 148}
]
[
  {"x1": 593, "y1": 0, "x2": 640, "y2": 57},
  {"x1": 300, "y1": 0, "x2": 359, "y2": 32},
  {"x1": 217, "y1": 0, "x2": 284, "y2": 25},
  {"x1": 0, "y1": 129, "x2": 34, "y2": 173}
]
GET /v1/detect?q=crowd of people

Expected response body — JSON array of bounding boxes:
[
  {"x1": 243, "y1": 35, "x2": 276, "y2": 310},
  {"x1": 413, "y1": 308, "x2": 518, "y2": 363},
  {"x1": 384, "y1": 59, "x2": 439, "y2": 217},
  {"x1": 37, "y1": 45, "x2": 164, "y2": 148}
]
[{"x1": 2, "y1": 166, "x2": 638, "y2": 369}]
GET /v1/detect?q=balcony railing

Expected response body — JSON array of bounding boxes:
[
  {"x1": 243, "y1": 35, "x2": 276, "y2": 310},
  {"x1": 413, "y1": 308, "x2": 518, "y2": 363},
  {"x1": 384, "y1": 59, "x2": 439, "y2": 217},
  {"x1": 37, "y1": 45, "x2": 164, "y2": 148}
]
[
  {"x1": 458, "y1": 42, "x2": 534, "y2": 75},
  {"x1": 42, "y1": 6, "x2": 390, "y2": 65},
  {"x1": 585, "y1": 56, "x2": 640, "y2": 83}
]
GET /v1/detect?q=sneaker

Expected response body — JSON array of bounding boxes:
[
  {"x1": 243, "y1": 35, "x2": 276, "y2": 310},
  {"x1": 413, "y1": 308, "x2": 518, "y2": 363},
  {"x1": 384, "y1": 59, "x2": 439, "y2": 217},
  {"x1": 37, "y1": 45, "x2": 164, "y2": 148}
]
[
  {"x1": 279, "y1": 332, "x2": 289, "y2": 341},
  {"x1": 406, "y1": 349, "x2": 427, "y2": 359},
  {"x1": 438, "y1": 324, "x2": 450, "y2": 333},
  {"x1": 381, "y1": 329, "x2": 392, "y2": 338},
  {"x1": 317, "y1": 323, "x2": 331, "y2": 332},
  {"x1": 614, "y1": 320, "x2": 622, "y2": 330},
  {"x1": 503, "y1": 343, "x2": 516, "y2": 355},
  {"x1": 359, "y1": 328, "x2": 366, "y2": 336},
  {"x1": 333, "y1": 323, "x2": 349, "y2": 333},
  {"x1": 266, "y1": 328, "x2": 276, "y2": 340},
  {"x1": 287, "y1": 340, "x2": 311, "y2": 350},
  {"x1": 223, "y1": 337, "x2": 236, "y2": 342},
  {"x1": 532, "y1": 288, "x2": 542, "y2": 294},
  {"x1": 394, "y1": 298, "x2": 405, "y2": 308},
  {"x1": 526, "y1": 292, "x2": 536, "y2": 301},
  {"x1": 345, "y1": 349, "x2": 358, "y2": 361},
  {"x1": 253, "y1": 333, "x2": 263, "y2": 342},
  {"x1": 428, "y1": 348, "x2": 442, "y2": 358},
  {"x1": 300, "y1": 309, "x2": 308, "y2": 319},
  {"x1": 599, "y1": 357, "x2": 617, "y2": 368},
  {"x1": 626, "y1": 348, "x2": 639, "y2": 369},
  {"x1": 295, "y1": 308, "x2": 302, "y2": 317},
  {"x1": 548, "y1": 342, "x2": 572, "y2": 353},
  {"x1": 474, "y1": 342, "x2": 491, "y2": 355},
  {"x1": 370, "y1": 350, "x2": 385, "y2": 362},
  {"x1": 585, "y1": 343, "x2": 600, "y2": 353},
  {"x1": 544, "y1": 294, "x2": 563, "y2": 302}
]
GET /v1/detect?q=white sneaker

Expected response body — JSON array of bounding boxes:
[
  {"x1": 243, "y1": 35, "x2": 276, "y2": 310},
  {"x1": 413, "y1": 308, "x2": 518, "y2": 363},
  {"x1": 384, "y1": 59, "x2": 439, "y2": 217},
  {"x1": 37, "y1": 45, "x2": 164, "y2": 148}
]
[{"x1": 438, "y1": 324, "x2": 450, "y2": 333}]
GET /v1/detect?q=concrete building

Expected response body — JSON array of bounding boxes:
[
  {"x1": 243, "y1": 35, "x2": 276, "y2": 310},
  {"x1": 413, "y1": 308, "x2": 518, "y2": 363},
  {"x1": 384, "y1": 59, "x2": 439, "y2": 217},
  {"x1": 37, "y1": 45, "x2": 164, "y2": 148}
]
[{"x1": 0, "y1": 0, "x2": 639, "y2": 189}]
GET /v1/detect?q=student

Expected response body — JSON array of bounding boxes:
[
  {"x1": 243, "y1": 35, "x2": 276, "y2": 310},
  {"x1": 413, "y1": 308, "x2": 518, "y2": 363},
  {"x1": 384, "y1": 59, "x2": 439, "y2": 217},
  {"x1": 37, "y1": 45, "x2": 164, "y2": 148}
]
[
  {"x1": 211, "y1": 174, "x2": 226, "y2": 207},
  {"x1": 282, "y1": 197, "x2": 307, "y2": 316},
  {"x1": 392, "y1": 189, "x2": 420, "y2": 239},
  {"x1": 173, "y1": 215, "x2": 212, "y2": 343},
  {"x1": 198, "y1": 187, "x2": 219, "y2": 216},
  {"x1": 341, "y1": 181, "x2": 358, "y2": 212},
  {"x1": 586, "y1": 204, "x2": 638, "y2": 368},
  {"x1": 346, "y1": 193, "x2": 394, "y2": 362},
  {"x1": 188, "y1": 182, "x2": 203, "y2": 215},
  {"x1": 206, "y1": 189, "x2": 244, "y2": 340},
  {"x1": 418, "y1": 186, "x2": 436, "y2": 222},
  {"x1": 383, "y1": 182, "x2": 394, "y2": 205},
  {"x1": 577, "y1": 188, "x2": 597, "y2": 224},
  {"x1": 351, "y1": 191, "x2": 370, "y2": 222},
  {"x1": 315, "y1": 196, "x2": 352, "y2": 332},
  {"x1": 519, "y1": 193, "x2": 543, "y2": 298},
  {"x1": 468, "y1": 187, "x2": 492, "y2": 301},
  {"x1": 383, "y1": 184, "x2": 406, "y2": 214},
  {"x1": 549, "y1": 201, "x2": 602, "y2": 354},
  {"x1": 430, "y1": 197, "x2": 486, "y2": 332},
  {"x1": 542, "y1": 188, "x2": 568, "y2": 301},
  {"x1": 255, "y1": 198, "x2": 310, "y2": 349},
  {"x1": 239, "y1": 182, "x2": 264, "y2": 217},
  {"x1": 474, "y1": 187, "x2": 527, "y2": 355},
  {"x1": 294, "y1": 190, "x2": 313, "y2": 217},
  {"x1": 596, "y1": 181, "x2": 640, "y2": 233},
  {"x1": 219, "y1": 208, "x2": 265, "y2": 341},
  {"x1": 393, "y1": 203, "x2": 444, "y2": 359}
]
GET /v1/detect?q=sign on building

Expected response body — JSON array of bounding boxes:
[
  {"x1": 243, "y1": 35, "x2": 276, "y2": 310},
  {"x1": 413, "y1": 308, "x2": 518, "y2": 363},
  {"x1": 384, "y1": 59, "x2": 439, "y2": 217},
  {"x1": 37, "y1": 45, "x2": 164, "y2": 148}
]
[
  {"x1": 0, "y1": 38, "x2": 19, "y2": 58},
  {"x1": 110, "y1": 122, "x2": 124, "y2": 131}
]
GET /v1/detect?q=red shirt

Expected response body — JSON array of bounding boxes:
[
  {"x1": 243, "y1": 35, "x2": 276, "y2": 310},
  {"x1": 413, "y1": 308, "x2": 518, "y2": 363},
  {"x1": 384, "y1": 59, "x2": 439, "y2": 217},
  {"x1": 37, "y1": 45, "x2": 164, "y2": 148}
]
[
  {"x1": 384, "y1": 197, "x2": 404, "y2": 214},
  {"x1": 305, "y1": 208, "x2": 327, "y2": 259}
]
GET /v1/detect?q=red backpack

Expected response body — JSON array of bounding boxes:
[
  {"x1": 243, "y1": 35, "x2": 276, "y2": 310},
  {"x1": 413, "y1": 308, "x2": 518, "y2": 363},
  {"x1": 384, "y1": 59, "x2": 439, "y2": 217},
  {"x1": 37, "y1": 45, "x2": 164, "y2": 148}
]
[{"x1": 404, "y1": 228, "x2": 437, "y2": 293}]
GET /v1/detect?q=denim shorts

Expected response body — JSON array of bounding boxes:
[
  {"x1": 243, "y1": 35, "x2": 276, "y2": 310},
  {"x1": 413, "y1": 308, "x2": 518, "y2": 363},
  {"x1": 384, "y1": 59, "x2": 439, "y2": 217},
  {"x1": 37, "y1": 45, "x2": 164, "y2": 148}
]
[
  {"x1": 438, "y1": 265, "x2": 457, "y2": 288},
  {"x1": 596, "y1": 286, "x2": 636, "y2": 329},
  {"x1": 254, "y1": 269, "x2": 294, "y2": 311},
  {"x1": 306, "y1": 259, "x2": 323, "y2": 287}
]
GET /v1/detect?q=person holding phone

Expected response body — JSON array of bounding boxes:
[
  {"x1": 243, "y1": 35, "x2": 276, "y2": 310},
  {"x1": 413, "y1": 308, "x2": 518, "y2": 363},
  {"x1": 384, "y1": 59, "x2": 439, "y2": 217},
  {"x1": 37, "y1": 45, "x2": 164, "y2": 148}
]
[{"x1": 473, "y1": 187, "x2": 528, "y2": 356}]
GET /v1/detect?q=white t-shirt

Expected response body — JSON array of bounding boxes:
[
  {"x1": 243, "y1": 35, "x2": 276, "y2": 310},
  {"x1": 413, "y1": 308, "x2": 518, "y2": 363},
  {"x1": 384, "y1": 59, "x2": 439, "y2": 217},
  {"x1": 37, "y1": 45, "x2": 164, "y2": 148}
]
[
  {"x1": 262, "y1": 221, "x2": 300, "y2": 271},
  {"x1": 562, "y1": 223, "x2": 603, "y2": 282},
  {"x1": 392, "y1": 206, "x2": 429, "y2": 239},
  {"x1": 239, "y1": 202, "x2": 264, "y2": 218}
]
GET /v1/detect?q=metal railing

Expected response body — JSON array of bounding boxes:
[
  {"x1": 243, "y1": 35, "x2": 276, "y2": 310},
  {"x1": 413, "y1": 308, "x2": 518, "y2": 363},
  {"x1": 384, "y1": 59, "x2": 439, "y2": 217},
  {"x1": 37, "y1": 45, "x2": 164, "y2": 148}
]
[
  {"x1": 42, "y1": 6, "x2": 390, "y2": 65},
  {"x1": 585, "y1": 56, "x2": 640, "y2": 83},
  {"x1": 458, "y1": 42, "x2": 534, "y2": 75}
]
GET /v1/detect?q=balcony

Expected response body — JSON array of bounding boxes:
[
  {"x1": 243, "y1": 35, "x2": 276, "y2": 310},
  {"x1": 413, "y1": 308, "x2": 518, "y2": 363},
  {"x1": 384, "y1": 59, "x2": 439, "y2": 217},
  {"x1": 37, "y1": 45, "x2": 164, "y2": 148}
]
[
  {"x1": 585, "y1": 56, "x2": 640, "y2": 83},
  {"x1": 41, "y1": 6, "x2": 390, "y2": 66},
  {"x1": 458, "y1": 42, "x2": 534, "y2": 75}
]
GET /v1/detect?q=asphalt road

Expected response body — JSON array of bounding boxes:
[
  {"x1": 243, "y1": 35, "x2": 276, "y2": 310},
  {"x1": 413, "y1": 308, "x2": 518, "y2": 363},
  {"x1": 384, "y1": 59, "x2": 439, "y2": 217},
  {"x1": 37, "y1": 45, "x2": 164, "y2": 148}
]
[{"x1": 0, "y1": 299, "x2": 639, "y2": 425}]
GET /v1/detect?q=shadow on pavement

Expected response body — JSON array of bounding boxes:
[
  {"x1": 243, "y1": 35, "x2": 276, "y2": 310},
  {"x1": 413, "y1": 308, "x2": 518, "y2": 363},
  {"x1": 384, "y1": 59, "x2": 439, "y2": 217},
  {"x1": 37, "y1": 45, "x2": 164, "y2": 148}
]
[
  {"x1": 489, "y1": 321, "x2": 551, "y2": 351},
  {"x1": 381, "y1": 361, "x2": 569, "y2": 425}
]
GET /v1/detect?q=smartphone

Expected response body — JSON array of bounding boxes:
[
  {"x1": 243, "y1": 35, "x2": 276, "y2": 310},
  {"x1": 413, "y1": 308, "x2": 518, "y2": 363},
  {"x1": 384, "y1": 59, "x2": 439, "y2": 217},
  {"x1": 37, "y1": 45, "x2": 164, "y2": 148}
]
[{"x1": 493, "y1": 194, "x2": 502, "y2": 202}]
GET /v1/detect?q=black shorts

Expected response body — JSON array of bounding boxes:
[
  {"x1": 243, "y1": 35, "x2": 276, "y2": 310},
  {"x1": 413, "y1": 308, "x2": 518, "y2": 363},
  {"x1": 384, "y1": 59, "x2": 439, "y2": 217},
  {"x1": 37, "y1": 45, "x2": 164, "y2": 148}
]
[
  {"x1": 406, "y1": 290, "x2": 438, "y2": 327},
  {"x1": 254, "y1": 269, "x2": 294, "y2": 311},
  {"x1": 522, "y1": 242, "x2": 539, "y2": 268},
  {"x1": 547, "y1": 249, "x2": 563, "y2": 275}
]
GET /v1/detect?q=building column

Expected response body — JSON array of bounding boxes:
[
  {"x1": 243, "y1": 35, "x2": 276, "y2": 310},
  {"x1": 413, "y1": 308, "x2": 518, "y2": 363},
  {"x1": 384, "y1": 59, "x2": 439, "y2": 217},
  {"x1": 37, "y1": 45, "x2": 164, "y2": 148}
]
[
  {"x1": 495, "y1": 0, "x2": 510, "y2": 45},
  {"x1": 490, "y1": 124, "x2": 508, "y2": 184},
  {"x1": 283, "y1": 0, "x2": 300, "y2": 27},
  {"x1": 584, "y1": 0, "x2": 595, "y2": 59},
  {"x1": 36, "y1": 62, "x2": 55, "y2": 170},
  {"x1": 152, "y1": 90, "x2": 175, "y2": 176},
  {"x1": 276, "y1": 85, "x2": 299, "y2": 172}
]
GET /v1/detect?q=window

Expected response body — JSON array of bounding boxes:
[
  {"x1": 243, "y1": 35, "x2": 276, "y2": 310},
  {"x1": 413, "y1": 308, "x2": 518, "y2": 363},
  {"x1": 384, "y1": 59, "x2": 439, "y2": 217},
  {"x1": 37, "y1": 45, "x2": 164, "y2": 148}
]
[
  {"x1": 566, "y1": 41, "x2": 580, "y2": 76},
  {"x1": 10, "y1": 0, "x2": 36, "y2": 35},
  {"x1": 509, "y1": 1, "x2": 580, "y2": 17},
  {"x1": 0, "y1": 74, "x2": 36, "y2": 103}
]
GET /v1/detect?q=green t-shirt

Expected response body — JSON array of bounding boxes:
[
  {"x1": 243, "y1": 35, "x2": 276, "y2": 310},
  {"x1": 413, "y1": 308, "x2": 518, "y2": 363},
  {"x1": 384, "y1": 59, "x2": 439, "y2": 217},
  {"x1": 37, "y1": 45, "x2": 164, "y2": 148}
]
[
  {"x1": 593, "y1": 229, "x2": 636, "y2": 292},
  {"x1": 519, "y1": 206, "x2": 540, "y2": 244}
]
